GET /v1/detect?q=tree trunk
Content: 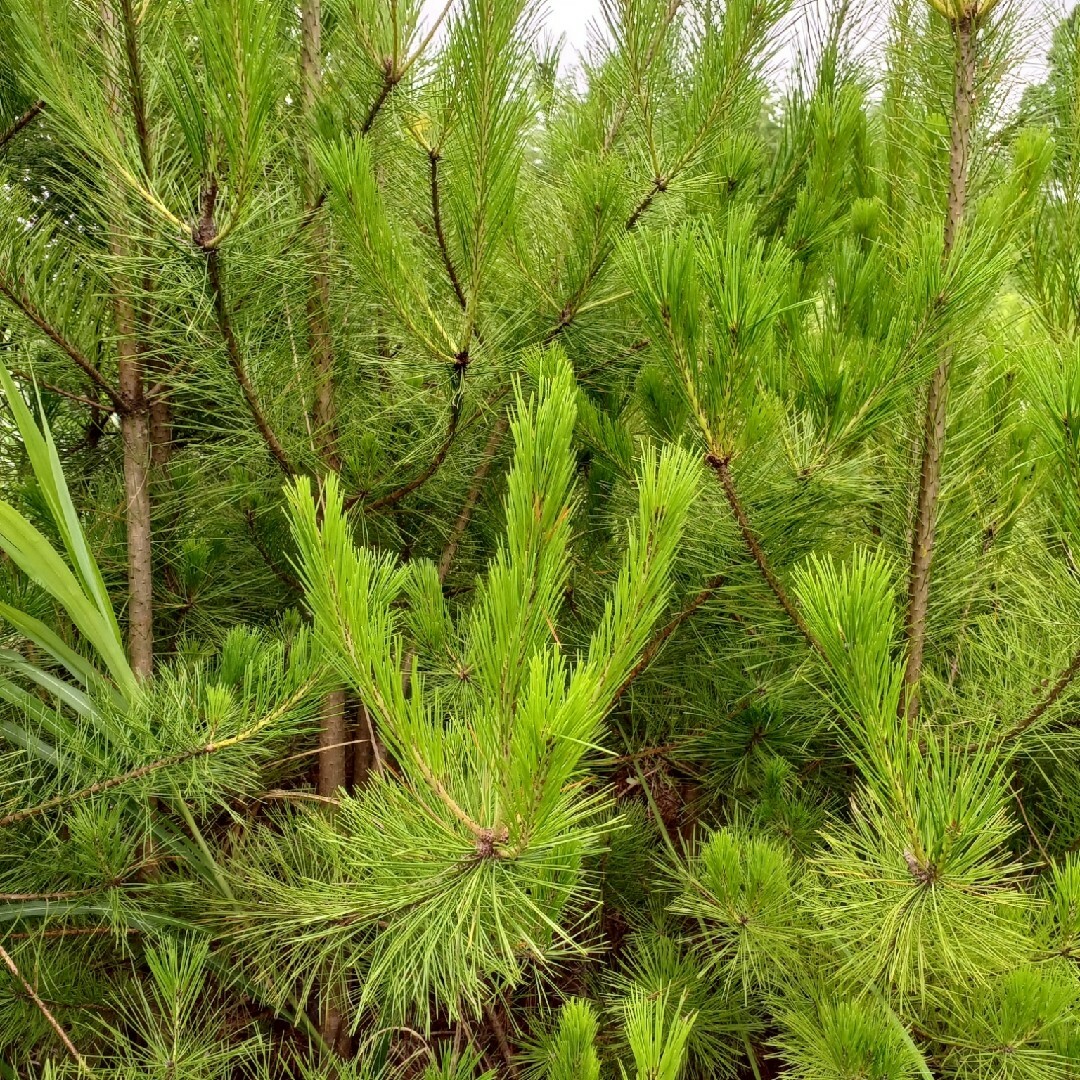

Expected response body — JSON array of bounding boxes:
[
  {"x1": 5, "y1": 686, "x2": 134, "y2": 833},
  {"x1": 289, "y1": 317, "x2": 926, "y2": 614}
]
[
  {"x1": 118, "y1": 312, "x2": 154, "y2": 679},
  {"x1": 901, "y1": 15, "x2": 975, "y2": 724},
  {"x1": 300, "y1": 1, "x2": 351, "y2": 1054},
  {"x1": 102, "y1": 0, "x2": 154, "y2": 678},
  {"x1": 301, "y1": 0, "x2": 349, "y2": 806}
]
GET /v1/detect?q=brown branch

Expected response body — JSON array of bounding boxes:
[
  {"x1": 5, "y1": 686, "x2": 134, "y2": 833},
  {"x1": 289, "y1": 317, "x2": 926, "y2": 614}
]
[
  {"x1": 1011, "y1": 774, "x2": 1051, "y2": 868},
  {"x1": 205, "y1": 246, "x2": 295, "y2": 475},
  {"x1": 118, "y1": 0, "x2": 152, "y2": 176},
  {"x1": 351, "y1": 360, "x2": 468, "y2": 512},
  {"x1": 430, "y1": 150, "x2": 466, "y2": 310},
  {"x1": 995, "y1": 645, "x2": 1080, "y2": 746},
  {"x1": 544, "y1": 177, "x2": 667, "y2": 345},
  {"x1": 0, "y1": 100, "x2": 45, "y2": 154},
  {"x1": 625, "y1": 176, "x2": 667, "y2": 233},
  {"x1": 438, "y1": 414, "x2": 509, "y2": 582},
  {"x1": 707, "y1": 454, "x2": 823, "y2": 656},
  {"x1": 612, "y1": 574, "x2": 725, "y2": 703},
  {"x1": 0, "y1": 943, "x2": 87, "y2": 1069},
  {"x1": 0, "y1": 275, "x2": 126, "y2": 413},
  {"x1": 244, "y1": 507, "x2": 303, "y2": 593},
  {"x1": 7, "y1": 926, "x2": 137, "y2": 941},
  {"x1": 8, "y1": 369, "x2": 104, "y2": 411},
  {"x1": 482, "y1": 997, "x2": 520, "y2": 1080},
  {"x1": 361, "y1": 63, "x2": 400, "y2": 135},
  {"x1": 0, "y1": 886, "x2": 101, "y2": 901},
  {"x1": 900, "y1": 15, "x2": 976, "y2": 725}
]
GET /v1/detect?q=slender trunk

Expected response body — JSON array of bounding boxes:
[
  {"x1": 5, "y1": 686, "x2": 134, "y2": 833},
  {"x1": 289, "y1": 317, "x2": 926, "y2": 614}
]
[
  {"x1": 301, "y1": 0, "x2": 347, "y2": 804},
  {"x1": 301, "y1": 3, "x2": 350, "y2": 1054},
  {"x1": 317, "y1": 689, "x2": 348, "y2": 796},
  {"x1": 300, "y1": 0, "x2": 340, "y2": 468},
  {"x1": 901, "y1": 16, "x2": 975, "y2": 724},
  {"x1": 102, "y1": 0, "x2": 153, "y2": 678},
  {"x1": 118, "y1": 305, "x2": 154, "y2": 679}
]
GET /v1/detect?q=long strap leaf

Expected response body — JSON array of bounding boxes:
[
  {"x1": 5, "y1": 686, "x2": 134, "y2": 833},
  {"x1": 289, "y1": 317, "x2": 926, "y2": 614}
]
[
  {"x1": 0, "y1": 602, "x2": 119, "y2": 704},
  {"x1": 0, "y1": 362, "x2": 120, "y2": 640},
  {"x1": 0, "y1": 502, "x2": 137, "y2": 699},
  {"x1": 0, "y1": 649, "x2": 102, "y2": 725}
]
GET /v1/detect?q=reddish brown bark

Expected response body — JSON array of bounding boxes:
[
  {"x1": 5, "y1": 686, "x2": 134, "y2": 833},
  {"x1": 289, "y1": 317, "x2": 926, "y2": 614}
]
[{"x1": 901, "y1": 16, "x2": 976, "y2": 724}]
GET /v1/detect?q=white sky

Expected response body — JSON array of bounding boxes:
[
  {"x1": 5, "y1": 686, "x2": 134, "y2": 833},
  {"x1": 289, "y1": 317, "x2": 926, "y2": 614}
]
[{"x1": 422, "y1": 0, "x2": 1069, "y2": 89}]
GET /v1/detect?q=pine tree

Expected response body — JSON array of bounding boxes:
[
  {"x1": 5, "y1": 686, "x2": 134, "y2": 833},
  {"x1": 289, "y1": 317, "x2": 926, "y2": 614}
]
[{"x1": 0, "y1": 1, "x2": 1079, "y2": 1078}]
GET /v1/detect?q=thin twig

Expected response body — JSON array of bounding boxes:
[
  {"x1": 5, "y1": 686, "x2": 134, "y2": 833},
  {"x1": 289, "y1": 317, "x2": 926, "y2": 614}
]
[
  {"x1": 351, "y1": 361, "x2": 468, "y2": 512},
  {"x1": 399, "y1": 0, "x2": 457, "y2": 79},
  {"x1": 482, "y1": 997, "x2": 520, "y2": 1080},
  {"x1": 276, "y1": 737, "x2": 367, "y2": 766},
  {"x1": 438, "y1": 414, "x2": 509, "y2": 581},
  {"x1": 244, "y1": 508, "x2": 303, "y2": 593},
  {"x1": 0, "y1": 100, "x2": 45, "y2": 153},
  {"x1": 0, "y1": 677, "x2": 318, "y2": 829},
  {"x1": 994, "y1": 645, "x2": 1080, "y2": 746},
  {"x1": 0, "y1": 275, "x2": 126, "y2": 413},
  {"x1": 612, "y1": 574, "x2": 725, "y2": 703},
  {"x1": 707, "y1": 453, "x2": 823, "y2": 657},
  {"x1": 1011, "y1": 775, "x2": 1051, "y2": 868},
  {"x1": 0, "y1": 943, "x2": 87, "y2": 1069},
  {"x1": 260, "y1": 789, "x2": 340, "y2": 806},
  {"x1": 430, "y1": 150, "x2": 467, "y2": 309},
  {"x1": 8, "y1": 369, "x2": 105, "y2": 411},
  {"x1": 7, "y1": 926, "x2": 138, "y2": 941},
  {"x1": 205, "y1": 246, "x2": 295, "y2": 476},
  {"x1": 544, "y1": 176, "x2": 667, "y2": 345},
  {"x1": 0, "y1": 886, "x2": 101, "y2": 901}
]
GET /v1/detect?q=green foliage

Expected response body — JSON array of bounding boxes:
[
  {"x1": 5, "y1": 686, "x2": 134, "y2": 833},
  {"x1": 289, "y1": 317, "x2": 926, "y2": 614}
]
[{"x1": 0, "y1": 0, "x2": 1079, "y2": 1077}]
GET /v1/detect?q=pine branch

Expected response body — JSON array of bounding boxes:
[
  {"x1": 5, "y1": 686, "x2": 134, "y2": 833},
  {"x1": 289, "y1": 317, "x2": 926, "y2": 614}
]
[
  {"x1": 438, "y1": 413, "x2": 509, "y2": 582},
  {"x1": 482, "y1": 997, "x2": 520, "y2": 1080},
  {"x1": 0, "y1": 100, "x2": 45, "y2": 153},
  {"x1": 707, "y1": 453, "x2": 823, "y2": 656},
  {"x1": 625, "y1": 176, "x2": 668, "y2": 232},
  {"x1": 244, "y1": 507, "x2": 303, "y2": 594},
  {"x1": 544, "y1": 175, "x2": 667, "y2": 344},
  {"x1": 408, "y1": 743, "x2": 488, "y2": 844},
  {"x1": 118, "y1": 0, "x2": 152, "y2": 176},
  {"x1": 994, "y1": 645, "x2": 1080, "y2": 746},
  {"x1": 350, "y1": 358, "x2": 469, "y2": 512},
  {"x1": 0, "y1": 274, "x2": 126, "y2": 413},
  {"x1": 1011, "y1": 774, "x2": 1051, "y2": 868},
  {"x1": 0, "y1": 944, "x2": 87, "y2": 1070},
  {"x1": 362, "y1": 63, "x2": 400, "y2": 136},
  {"x1": 8, "y1": 369, "x2": 103, "y2": 411},
  {"x1": 612, "y1": 573, "x2": 725, "y2": 703},
  {"x1": 0, "y1": 677, "x2": 319, "y2": 830},
  {"x1": 204, "y1": 244, "x2": 295, "y2": 476},
  {"x1": 430, "y1": 149, "x2": 467, "y2": 310}
]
